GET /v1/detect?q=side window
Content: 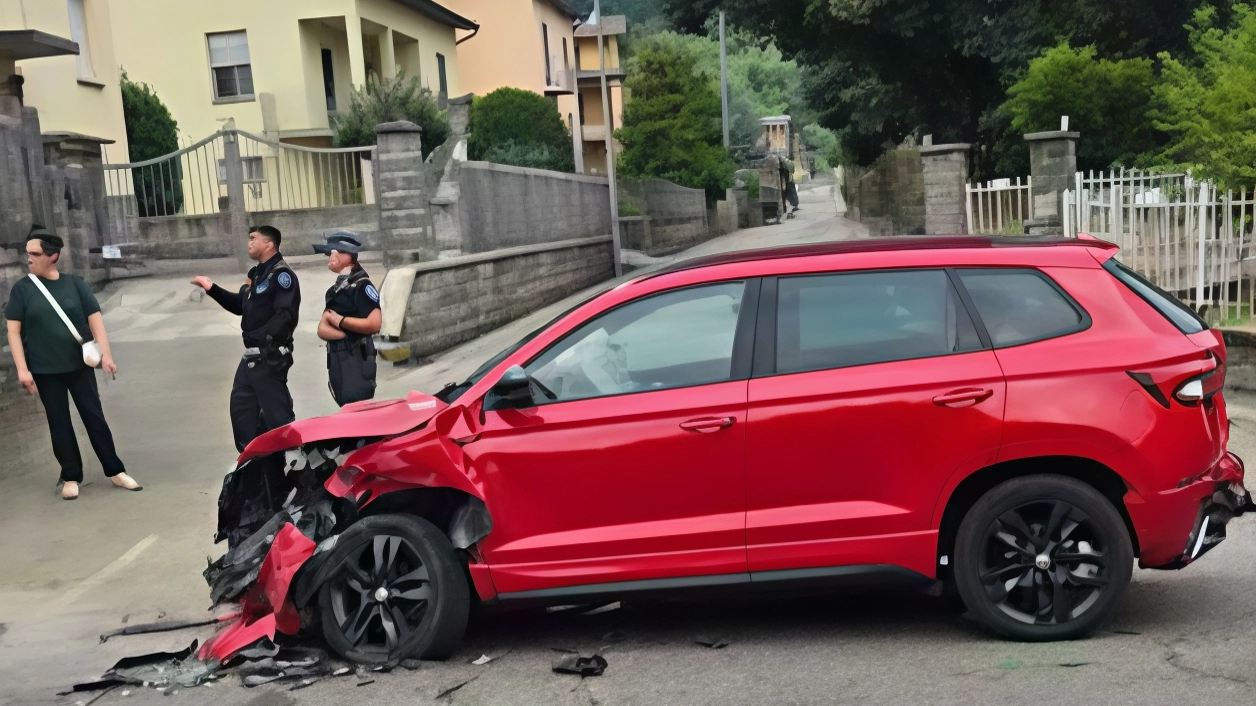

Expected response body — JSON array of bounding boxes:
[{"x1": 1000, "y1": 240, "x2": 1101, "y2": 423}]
[
  {"x1": 957, "y1": 269, "x2": 1085, "y2": 347},
  {"x1": 776, "y1": 269, "x2": 981, "y2": 374},
  {"x1": 526, "y1": 282, "x2": 746, "y2": 402}
]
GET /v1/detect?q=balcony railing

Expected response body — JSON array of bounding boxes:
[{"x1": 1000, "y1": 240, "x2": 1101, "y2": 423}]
[{"x1": 545, "y1": 65, "x2": 575, "y2": 95}]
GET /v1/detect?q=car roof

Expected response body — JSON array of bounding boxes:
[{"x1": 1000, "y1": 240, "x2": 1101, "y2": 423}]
[{"x1": 646, "y1": 235, "x2": 1117, "y2": 280}]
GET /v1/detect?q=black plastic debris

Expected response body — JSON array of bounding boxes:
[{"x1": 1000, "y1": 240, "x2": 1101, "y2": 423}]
[
  {"x1": 695, "y1": 636, "x2": 730, "y2": 649},
  {"x1": 356, "y1": 680, "x2": 376, "y2": 687},
  {"x1": 100, "y1": 618, "x2": 220, "y2": 644},
  {"x1": 434, "y1": 676, "x2": 479, "y2": 700},
  {"x1": 83, "y1": 640, "x2": 216, "y2": 690},
  {"x1": 552, "y1": 654, "x2": 608, "y2": 677},
  {"x1": 236, "y1": 645, "x2": 329, "y2": 687}
]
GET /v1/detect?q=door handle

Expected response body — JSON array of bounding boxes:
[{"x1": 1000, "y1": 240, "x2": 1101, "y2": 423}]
[
  {"x1": 680, "y1": 417, "x2": 736, "y2": 433},
  {"x1": 933, "y1": 388, "x2": 994, "y2": 406}
]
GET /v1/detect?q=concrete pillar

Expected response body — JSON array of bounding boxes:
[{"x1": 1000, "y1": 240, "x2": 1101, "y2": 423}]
[
  {"x1": 920, "y1": 142, "x2": 970, "y2": 235},
  {"x1": 447, "y1": 93, "x2": 472, "y2": 137},
  {"x1": 374, "y1": 121, "x2": 433, "y2": 266},
  {"x1": 380, "y1": 29, "x2": 396, "y2": 80},
  {"x1": 220, "y1": 127, "x2": 252, "y2": 271},
  {"x1": 347, "y1": 14, "x2": 368, "y2": 87},
  {"x1": 41, "y1": 132, "x2": 114, "y2": 284},
  {"x1": 1024, "y1": 130, "x2": 1079, "y2": 235}
]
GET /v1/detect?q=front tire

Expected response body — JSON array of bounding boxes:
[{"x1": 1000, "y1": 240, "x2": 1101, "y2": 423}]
[
  {"x1": 954, "y1": 475, "x2": 1133, "y2": 641},
  {"x1": 318, "y1": 514, "x2": 469, "y2": 663}
]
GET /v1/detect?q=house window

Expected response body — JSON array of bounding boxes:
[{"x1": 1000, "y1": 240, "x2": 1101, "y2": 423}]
[
  {"x1": 578, "y1": 93, "x2": 586, "y2": 124},
  {"x1": 217, "y1": 156, "x2": 265, "y2": 184},
  {"x1": 437, "y1": 53, "x2": 448, "y2": 96},
  {"x1": 321, "y1": 48, "x2": 336, "y2": 112},
  {"x1": 563, "y1": 38, "x2": 569, "y2": 73},
  {"x1": 67, "y1": 0, "x2": 95, "y2": 79},
  {"x1": 208, "y1": 31, "x2": 254, "y2": 101},
  {"x1": 542, "y1": 23, "x2": 551, "y2": 85}
]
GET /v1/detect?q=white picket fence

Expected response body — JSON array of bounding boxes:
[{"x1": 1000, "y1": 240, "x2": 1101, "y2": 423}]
[
  {"x1": 966, "y1": 177, "x2": 1033, "y2": 235},
  {"x1": 1063, "y1": 170, "x2": 1253, "y2": 320}
]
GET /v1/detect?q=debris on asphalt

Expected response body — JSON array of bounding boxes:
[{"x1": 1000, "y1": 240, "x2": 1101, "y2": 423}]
[
  {"x1": 332, "y1": 667, "x2": 353, "y2": 677},
  {"x1": 100, "y1": 617, "x2": 223, "y2": 644},
  {"x1": 357, "y1": 679, "x2": 376, "y2": 687},
  {"x1": 1058, "y1": 662, "x2": 1093, "y2": 668},
  {"x1": 434, "y1": 676, "x2": 479, "y2": 700},
  {"x1": 472, "y1": 654, "x2": 493, "y2": 665},
  {"x1": 550, "y1": 647, "x2": 579, "y2": 654},
  {"x1": 399, "y1": 659, "x2": 423, "y2": 671},
  {"x1": 695, "y1": 636, "x2": 730, "y2": 649},
  {"x1": 289, "y1": 678, "x2": 320, "y2": 691},
  {"x1": 581, "y1": 601, "x2": 621, "y2": 616},
  {"x1": 546, "y1": 605, "x2": 584, "y2": 614},
  {"x1": 552, "y1": 654, "x2": 608, "y2": 677},
  {"x1": 69, "y1": 640, "x2": 216, "y2": 692}
]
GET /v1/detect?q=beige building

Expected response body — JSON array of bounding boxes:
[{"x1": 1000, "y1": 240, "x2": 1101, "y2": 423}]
[
  {"x1": 106, "y1": 0, "x2": 476, "y2": 148},
  {"x1": 572, "y1": 14, "x2": 624, "y2": 175},
  {"x1": 445, "y1": 0, "x2": 580, "y2": 150},
  {"x1": 2, "y1": 0, "x2": 130, "y2": 160}
]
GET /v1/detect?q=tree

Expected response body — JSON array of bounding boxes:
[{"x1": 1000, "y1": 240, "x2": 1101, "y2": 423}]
[
  {"x1": 801, "y1": 124, "x2": 842, "y2": 167},
  {"x1": 1152, "y1": 5, "x2": 1256, "y2": 188},
  {"x1": 616, "y1": 43, "x2": 736, "y2": 200},
  {"x1": 665, "y1": 0, "x2": 1230, "y2": 175},
  {"x1": 1002, "y1": 43, "x2": 1158, "y2": 173},
  {"x1": 333, "y1": 76, "x2": 449, "y2": 159},
  {"x1": 467, "y1": 88, "x2": 574, "y2": 172},
  {"x1": 120, "y1": 72, "x2": 182, "y2": 217}
]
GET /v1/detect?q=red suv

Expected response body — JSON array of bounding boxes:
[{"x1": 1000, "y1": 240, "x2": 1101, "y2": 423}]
[{"x1": 205, "y1": 236, "x2": 1251, "y2": 664}]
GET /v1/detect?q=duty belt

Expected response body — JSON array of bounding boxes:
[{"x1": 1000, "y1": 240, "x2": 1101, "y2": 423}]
[
  {"x1": 243, "y1": 345, "x2": 291, "y2": 358},
  {"x1": 327, "y1": 337, "x2": 370, "y2": 353}
]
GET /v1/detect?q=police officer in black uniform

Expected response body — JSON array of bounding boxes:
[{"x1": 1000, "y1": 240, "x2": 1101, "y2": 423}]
[
  {"x1": 314, "y1": 231, "x2": 381, "y2": 406},
  {"x1": 191, "y1": 225, "x2": 301, "y2": 452}
]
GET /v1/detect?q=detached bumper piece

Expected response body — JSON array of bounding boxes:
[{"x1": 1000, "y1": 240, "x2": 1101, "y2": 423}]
[{"x1": 1169, "y1": 482, "x2": 1254, "y2": 569}]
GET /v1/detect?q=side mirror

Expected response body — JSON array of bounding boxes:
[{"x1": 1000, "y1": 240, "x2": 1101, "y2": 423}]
[{"x1": 490, "y1": 365, "x2": 534, "y2": 407}]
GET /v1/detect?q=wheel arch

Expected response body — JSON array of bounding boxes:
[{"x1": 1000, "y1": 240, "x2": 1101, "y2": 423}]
[{"x1": 934, "y1": 456, "x2": 1141, "y2": 576}]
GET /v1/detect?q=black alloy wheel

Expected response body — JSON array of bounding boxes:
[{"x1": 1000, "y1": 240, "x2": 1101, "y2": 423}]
[
  {"x1": 318, "y1": 514, "x2": 469, "y2": 662},
  {"x1": 955, "y1": 475, "x2": 1133, "y2": 641}
]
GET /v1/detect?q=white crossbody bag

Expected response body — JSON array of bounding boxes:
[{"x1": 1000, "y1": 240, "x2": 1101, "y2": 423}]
[{"x1": 26, "y1": 273, "x2": 102, "y2": 368}]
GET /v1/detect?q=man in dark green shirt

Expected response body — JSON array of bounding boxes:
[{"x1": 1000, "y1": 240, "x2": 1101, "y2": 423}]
[{"x1": 4, "y1": 228, "x2": 141, "y2": 500}]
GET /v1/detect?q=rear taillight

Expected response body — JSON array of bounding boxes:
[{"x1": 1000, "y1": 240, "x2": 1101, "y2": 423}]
[{"x1": 1174, "y1": 356, "x2": 1224, "y2": 405}]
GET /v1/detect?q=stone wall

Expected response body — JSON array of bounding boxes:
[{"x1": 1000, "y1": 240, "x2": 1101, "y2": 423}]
[
  {"x1": 457, "y1": 162, "x2": 611, "y2": 254},
  {"x1": 618, "y1": 179, "x2": 709, "y2": 255},
  {"x1": 920, "y1": 144, "x2": 970, "y2": 234},
  {"x1": 399, "y1": 236, "x2": 614, "y2": 359},
  {"x1": 842, "y1": 149, "x2": 925, "y2": 237}
]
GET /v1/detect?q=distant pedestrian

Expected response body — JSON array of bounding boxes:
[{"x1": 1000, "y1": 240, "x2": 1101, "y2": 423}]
[
  {"x1": 314, "y1": 231, "x2": 381, "y2": 406},
  {"x1": 191, "y1": 225, "x2": 301, "y2": 452},
  {"x1": 4, "y1": 227, "x2": 141, "y2": 499}
]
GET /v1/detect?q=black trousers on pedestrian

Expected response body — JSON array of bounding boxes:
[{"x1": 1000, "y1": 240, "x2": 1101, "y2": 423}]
[
  {"x1": 33, "y1": 368, "x2": 126, "y2": 483},
  {"x1": 230, "y1": 354, "x2": 295, "y2": 453}
]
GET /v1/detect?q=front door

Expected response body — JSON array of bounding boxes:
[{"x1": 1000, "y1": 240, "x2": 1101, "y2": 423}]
[
  {"x1": 467, "y1": 280, "x2": 758, "y2": 595},
  {"x1": 745, "y1": 269, "x2": 1005, "y2": 578}
]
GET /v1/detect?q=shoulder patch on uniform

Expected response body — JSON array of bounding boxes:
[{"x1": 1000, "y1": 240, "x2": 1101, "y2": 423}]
[
  {"x1": 278, "y1": 271, "x2": 293, "y2": 289},
  {"x1": 365, "y1": 284, "x2": 379, "y2": 302},
  {"x1": 255, "y1": 281, "x2": 269, "y2": 294}
]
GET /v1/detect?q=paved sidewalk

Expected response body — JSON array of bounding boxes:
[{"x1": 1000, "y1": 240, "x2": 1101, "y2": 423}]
[{"x1": 0, "y1": 182, "x2": 861, "y2": 705}]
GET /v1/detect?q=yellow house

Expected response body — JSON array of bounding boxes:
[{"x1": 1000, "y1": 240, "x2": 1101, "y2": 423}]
[
  {"x1": 101, "y1": 0, "x2": 476, "y2": 149},
  {"x1": 572, "y1": 13, "x2": 624, "y2": 175},
  {"x1": 3, "y1": 0, "x2": 130, "y2": 161},
  {"x1": 444, "y1": 0, "x2": 580, "y2": 148}
]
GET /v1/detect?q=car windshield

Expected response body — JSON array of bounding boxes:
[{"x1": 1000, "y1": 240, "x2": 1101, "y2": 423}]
[{"x1": 433, "y1": 286, "x2": 613, "y2": 404}]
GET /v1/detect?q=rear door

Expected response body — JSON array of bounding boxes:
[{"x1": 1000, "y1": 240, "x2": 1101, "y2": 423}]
[{"x1": 744, "y1": 269, "x2": 1005, "y2": 578}]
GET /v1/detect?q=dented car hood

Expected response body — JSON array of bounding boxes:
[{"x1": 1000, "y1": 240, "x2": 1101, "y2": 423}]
[{"x1": 237, "y1": 390, "x2": 447, "y2": 465}]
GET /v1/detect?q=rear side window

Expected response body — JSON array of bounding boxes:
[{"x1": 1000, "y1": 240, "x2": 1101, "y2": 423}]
[
  {"x1": 957, "y1": 269, "x2": 1086, "y2": 347},
  {"x1": 775, "y1": 269, "x2": 982, "y2": 374},
  {"x1": 1103, "y1": 258, "x2": 1207, "y2": 334}
]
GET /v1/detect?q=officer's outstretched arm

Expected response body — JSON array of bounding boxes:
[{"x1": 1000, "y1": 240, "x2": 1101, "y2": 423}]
[{"x1": 206, "y1": 283, "x2": 244, "y2": 316}]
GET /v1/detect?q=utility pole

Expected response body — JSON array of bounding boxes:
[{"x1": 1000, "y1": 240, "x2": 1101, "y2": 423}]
[
  {"x1": 595, "y1": 0, "x2": 622, "y2": 276},
  {"x1": 719, "y1": 11, "x2": 730, "y2": 148}
]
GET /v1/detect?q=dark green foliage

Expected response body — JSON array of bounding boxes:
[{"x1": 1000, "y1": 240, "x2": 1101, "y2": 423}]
[
  {"x1": 333, "y1": 76, "x2": 449, "y2": 159},
  {"x1": 467, "y1": 88, "x2": 574, "y2": 173},
  {"x1": 120, "y1": 72, "x2": 182, "y2": 216},
  {"x1": 1002, "y1": 44, "x2": 1159, "y2": 173},
  {"x1": 615, "y1": 44, "x2": 735, "y2": 200}
]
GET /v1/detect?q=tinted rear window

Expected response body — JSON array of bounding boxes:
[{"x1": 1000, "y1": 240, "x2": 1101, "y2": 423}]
[
  {"x1": 1103, "y1": 258, "x2": 1207, "y2": 334},
  {"x1": 957, "y1": 269, "x2": 1086, "y2": 347}
]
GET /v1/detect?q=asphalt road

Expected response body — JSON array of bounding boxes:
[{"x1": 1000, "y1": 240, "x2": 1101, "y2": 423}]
[{"x1": 5, "y1": 183, "x2": 1256, "y2": 705}]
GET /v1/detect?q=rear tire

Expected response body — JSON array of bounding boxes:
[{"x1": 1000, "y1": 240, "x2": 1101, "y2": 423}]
[
  {"x1": 954, "y1": 475, "x2": 1133, "y2": 641},
  {"x1": 318, "y1": 514, "x2": 469, "y2": 663}
]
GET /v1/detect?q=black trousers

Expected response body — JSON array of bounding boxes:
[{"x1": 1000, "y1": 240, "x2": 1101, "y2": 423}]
[
  {"x1": 229, "y1": 354, "x2": 295, "y2": 453},
  {"x1": 33, "y1": 368, "x2": 126, "y2": 483},
  {"x1": 327, "y1": 338, "x2": 377, "y2": 407}
]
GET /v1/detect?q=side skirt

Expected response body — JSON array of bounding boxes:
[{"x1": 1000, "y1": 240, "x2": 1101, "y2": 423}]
[{"x1": 487, "y1": 564, "x2": 931, "y2": 607}]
